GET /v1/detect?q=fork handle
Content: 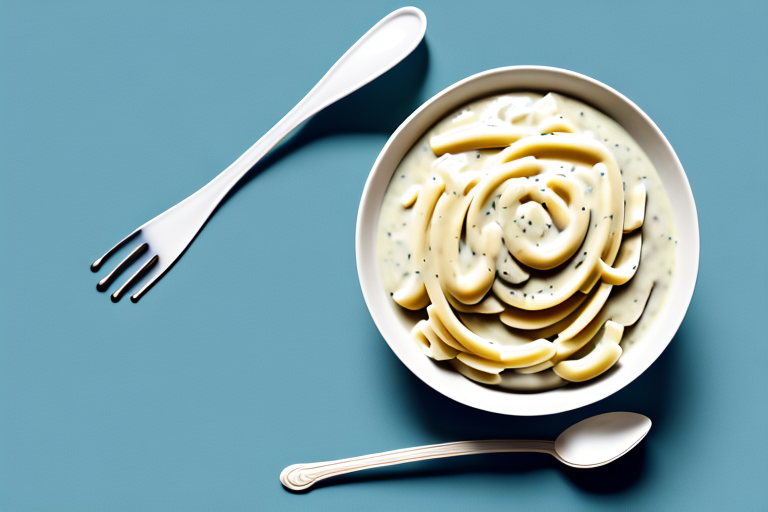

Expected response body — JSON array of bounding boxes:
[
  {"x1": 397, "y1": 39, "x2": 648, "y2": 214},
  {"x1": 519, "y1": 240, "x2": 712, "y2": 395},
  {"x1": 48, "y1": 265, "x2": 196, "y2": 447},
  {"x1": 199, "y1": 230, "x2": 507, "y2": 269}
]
[
  {"x1": 198, "y1": 7, "x2": 426, "y2": 205},
  {"x1": 280, "y1": 439, "x2": 555, "y2": 491}
]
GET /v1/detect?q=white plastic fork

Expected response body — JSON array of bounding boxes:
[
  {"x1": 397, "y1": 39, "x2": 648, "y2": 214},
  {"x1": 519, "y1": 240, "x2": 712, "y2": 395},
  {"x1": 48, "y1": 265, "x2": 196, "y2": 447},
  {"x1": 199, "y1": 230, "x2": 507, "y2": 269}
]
[{"x1": 91, "y1": 7, "x2": 426, "y2": 302}]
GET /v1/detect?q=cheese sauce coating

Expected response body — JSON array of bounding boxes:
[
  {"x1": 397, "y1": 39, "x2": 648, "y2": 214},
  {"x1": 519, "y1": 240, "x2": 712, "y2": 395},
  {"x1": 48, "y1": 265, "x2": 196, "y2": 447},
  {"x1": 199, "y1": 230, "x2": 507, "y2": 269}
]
[{"x1": 377, "y1": 92, "x2": 676, "y2": 391}]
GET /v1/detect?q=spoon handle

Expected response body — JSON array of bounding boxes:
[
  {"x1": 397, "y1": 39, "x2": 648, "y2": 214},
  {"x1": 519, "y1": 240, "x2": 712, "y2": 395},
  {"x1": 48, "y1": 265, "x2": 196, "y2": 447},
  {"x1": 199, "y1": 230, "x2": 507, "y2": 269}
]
[{"x1": 280, "y1": 439, "x2": 555, "y2": 491}]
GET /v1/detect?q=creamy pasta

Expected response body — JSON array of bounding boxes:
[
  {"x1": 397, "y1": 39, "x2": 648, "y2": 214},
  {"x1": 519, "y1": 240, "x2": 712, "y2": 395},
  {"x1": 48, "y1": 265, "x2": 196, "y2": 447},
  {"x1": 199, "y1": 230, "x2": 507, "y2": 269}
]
[{"x1": 377, "y1": 92, "x2": 676, "y2": 392}]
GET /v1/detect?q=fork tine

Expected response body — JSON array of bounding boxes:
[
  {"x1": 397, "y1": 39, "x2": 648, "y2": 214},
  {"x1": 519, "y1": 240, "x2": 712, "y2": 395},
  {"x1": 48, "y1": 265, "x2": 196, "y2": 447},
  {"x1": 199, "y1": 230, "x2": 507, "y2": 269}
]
[
  {"x1": 110, "y1": 255, "x2": 158, "y2": 303},
  {"x1": 130, "y1": 273, "x2": 161, "y2": 303},
  {"x1": 96, "y1": 243, "x2": 149, "y2": 292},
  {"x1": 91, "y1": 229, "x2": 141, "y2": 272}
]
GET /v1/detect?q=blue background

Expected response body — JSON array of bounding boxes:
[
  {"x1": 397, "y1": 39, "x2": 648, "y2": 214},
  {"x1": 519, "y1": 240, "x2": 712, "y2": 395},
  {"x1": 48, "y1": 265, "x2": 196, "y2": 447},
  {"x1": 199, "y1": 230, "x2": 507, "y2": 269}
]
[{"x1": 1, "y1": 1, "x2": 766, "y2": 510}]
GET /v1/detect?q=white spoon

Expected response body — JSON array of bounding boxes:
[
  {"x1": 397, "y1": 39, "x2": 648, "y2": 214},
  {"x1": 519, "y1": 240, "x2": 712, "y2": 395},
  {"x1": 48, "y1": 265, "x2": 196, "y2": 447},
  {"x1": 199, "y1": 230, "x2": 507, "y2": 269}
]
[{"x1": 280, "y1": 412, "x2": 651, "y2": 491}]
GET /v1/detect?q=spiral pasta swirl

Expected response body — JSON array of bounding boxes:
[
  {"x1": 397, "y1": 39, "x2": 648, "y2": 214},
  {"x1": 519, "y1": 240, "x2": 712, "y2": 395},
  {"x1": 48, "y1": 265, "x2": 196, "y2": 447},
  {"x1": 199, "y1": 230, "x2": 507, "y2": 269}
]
[{"x1": 390, "y1": 94, "x2": 650, "y2": 388}]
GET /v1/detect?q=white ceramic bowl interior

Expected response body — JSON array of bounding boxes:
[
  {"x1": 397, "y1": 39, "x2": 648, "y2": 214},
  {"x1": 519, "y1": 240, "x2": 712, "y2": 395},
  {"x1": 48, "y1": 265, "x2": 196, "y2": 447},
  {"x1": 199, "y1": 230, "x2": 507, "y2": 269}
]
[{"x1": 356, "y1": 66, "x2": 699, "y2": 416}]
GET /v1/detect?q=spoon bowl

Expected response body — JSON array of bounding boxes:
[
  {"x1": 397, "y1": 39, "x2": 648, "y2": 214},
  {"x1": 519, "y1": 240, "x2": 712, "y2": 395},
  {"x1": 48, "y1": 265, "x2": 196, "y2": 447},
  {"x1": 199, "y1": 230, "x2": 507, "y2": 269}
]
[{"x1": 554, "y1": 412, "x2": 652, "y2": 468}]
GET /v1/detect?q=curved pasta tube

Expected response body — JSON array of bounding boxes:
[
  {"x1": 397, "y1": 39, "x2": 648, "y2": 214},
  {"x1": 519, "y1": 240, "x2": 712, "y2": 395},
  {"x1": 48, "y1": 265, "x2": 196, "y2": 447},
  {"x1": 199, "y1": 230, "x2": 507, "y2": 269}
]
[
  {"x1": 411, "y1": 320, "x2": 459, "y2": 361},
  {"x1": 500, "y1": 292, "x2": 587, "y2": 330},
  {"x1": 489, "y1": 134, "x2": 625, "y2": 265},
  {"x1": 599, "y1": 232, "x2": 642, "y2": 285},
  {"x1": 514, "y1": 286, "x2": 611, "y2": 375},
  {"x1": 445, "y1": 292, "x2": 505, "y2": 314},
  {"x1": 549, "y1": 285, "x2": 651, "y2": 370},
  {"x1": 427, "y1": 305, "x2": 467, "y2": 352},
  {"x1": 459, "y1": 310, "x2": 569, "y2": 347},
  {"x1": 464, "y1": 158, "x2": 541, "y2": 288},
  {"x1": 498, "y1": 175, "x2": 589, "y2": 270},
  {"x1": 449, "y1": 109, "x2": 478, "y2": 128},
  {"x1": 392, "y1": 176, "x2": 445, "y2": 310},
  {"x1": 514, "y1": 275, "x2": 643, "y2": 376},
  {"x1": 517, "y1": 306, "x2": 634, "y2": 375},
  {"x1": 424, "y1": 261, "x2": 555, "y2": 366},
  {"x1": 431, "y1": 180, "x2": 502, "y2": 305},
  {"x1": 553, "y1": 315, "x2": 606, "y2": 365},
  {"x1": 429, "y1": 124, "x2": 537, "y2": 156},
  {"x1": 492, "y1": 218, "x2": 612, "y2": 311},
  {"x1": 399, "y1": 184, "x2": 421, "y2": 208},
  {"x1": 515, "y1": 360, "x2": 554, "y2": 374},
  {"x1": 578, "y1": 265, "x2": 603, "y2": 295},
  {"x1": 456, "y1": 352, "x2": 509, "y2": 374},
  {"x1": 553, "y1": 321, "x2": 624, "y2": 382},
  {"x1": 496, "y1": 248, "x2": 529, "y2": 284},
  {"x1": 538, "y1": 115, "x2": 577, "y2": 134},
  {"x1": 624, "y1": 180, "x2": 647, "y2": 233},
  {"x1": 466, "y1": 157, "x2": 543, "y2": 243},
  {"x1": 530, "y1": 93, "x2": 559, "y2": 123},
  {"x1": 556, "y1": 283, "x2": 613, "y2": 342},
  {"x1": 430, "y1": 157, "x2": 542, "y2": 303},
  {"x1": 498, "y1": 369, "x2": 567, "y2": 391},
  {"x1": 450, "y1": 359, "x2": 502, "y2": 385},
  {"x1": 490, "y1": 138, "x2": 632, "y2": 315},
  {"x1": 426, "y1": 305, "x2": 469, "y2": 353}
]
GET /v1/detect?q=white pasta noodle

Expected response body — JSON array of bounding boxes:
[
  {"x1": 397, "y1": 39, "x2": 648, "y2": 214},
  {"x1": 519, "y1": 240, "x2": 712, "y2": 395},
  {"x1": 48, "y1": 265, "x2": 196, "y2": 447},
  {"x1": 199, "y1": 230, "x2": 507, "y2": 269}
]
[{"x1": 377, "y1": 92, "x2": 676, "y2": 391}]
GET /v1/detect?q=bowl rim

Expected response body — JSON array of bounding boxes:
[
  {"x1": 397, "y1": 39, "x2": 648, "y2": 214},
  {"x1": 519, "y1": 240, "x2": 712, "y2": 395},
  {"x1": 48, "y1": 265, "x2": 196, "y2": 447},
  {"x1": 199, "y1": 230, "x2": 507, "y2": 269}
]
[{"x1": 355, "y1": 65, "x2": 699, "y2": 416}]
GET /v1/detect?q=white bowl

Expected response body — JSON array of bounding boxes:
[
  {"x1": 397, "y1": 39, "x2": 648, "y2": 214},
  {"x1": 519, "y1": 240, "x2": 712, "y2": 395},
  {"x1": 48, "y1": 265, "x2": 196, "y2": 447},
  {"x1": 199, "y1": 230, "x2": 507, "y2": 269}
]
[{"x1": 355, "y1": 66, "x2": 699, "y2": 416}]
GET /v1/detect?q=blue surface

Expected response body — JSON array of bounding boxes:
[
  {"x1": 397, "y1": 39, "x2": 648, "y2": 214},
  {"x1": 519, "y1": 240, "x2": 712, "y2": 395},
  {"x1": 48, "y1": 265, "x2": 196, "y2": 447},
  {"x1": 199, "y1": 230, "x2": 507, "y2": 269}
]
[{"x1": 1, "y1": 1, "x2": 766, "y2": 510}]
